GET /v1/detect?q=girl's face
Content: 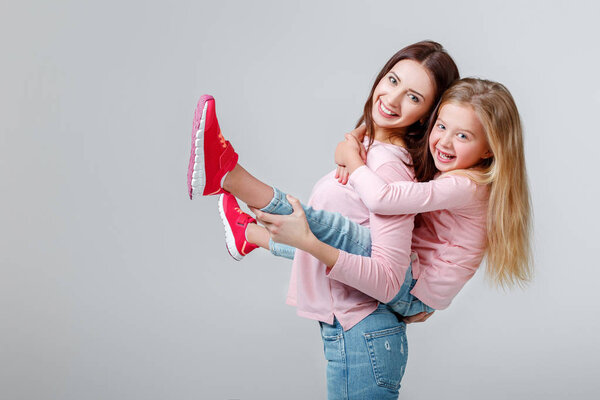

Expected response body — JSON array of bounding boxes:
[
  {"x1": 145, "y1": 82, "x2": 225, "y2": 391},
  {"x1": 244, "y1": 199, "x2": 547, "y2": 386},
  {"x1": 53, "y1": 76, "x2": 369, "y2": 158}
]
[
  {"x1": 371, "y1": 59, "x2": 435, "y2": 132},
  {"x1": 429, "y1": 103, "x2": 492, "y2": 172}
]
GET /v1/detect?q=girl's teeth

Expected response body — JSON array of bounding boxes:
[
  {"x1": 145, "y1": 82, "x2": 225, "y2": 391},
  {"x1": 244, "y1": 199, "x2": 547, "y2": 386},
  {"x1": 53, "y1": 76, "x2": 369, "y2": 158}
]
[{"x1": 439, "y1": 151, "x2": 454, "y2": 160}]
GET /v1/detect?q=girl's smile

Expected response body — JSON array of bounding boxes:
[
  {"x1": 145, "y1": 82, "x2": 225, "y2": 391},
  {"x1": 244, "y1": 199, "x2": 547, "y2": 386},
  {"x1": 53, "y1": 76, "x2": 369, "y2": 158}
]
[{"x1": 429, "y1": 103, "x2": 492, "y2": 172}]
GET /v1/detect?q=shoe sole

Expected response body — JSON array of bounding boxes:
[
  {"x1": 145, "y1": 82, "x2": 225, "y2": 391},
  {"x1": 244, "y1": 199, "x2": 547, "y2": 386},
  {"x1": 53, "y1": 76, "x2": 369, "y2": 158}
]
[
  {"x1": 218, "y1": 194, "x2": 244, "y2": 261},
  {"x1": 188, "y1": 95, "x2": 212, "y2": 199}
]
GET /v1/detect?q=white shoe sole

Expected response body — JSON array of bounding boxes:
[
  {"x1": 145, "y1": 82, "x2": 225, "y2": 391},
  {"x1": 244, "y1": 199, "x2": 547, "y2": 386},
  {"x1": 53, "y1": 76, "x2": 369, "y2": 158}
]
[
  {"x1": 190, "y1": 101, "x2": 208, "y2": 199},
  {"x1": 218, "y1": 194, "x2": 244, "y2": 261}
]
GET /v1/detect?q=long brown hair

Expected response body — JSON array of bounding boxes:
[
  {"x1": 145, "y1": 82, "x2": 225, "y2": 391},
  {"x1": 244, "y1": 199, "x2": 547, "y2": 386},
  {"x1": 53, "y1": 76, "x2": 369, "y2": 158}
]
[{"x1": 357, "y1": 41, "x2": 459, "y2": 180}]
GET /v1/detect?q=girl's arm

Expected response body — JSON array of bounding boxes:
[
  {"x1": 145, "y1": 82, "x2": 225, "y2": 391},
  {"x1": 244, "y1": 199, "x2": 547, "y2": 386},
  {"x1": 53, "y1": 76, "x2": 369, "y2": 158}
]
[
  {"x1": 335, "y1": 134, "x2": 477, "y2": 215},
  {"x1": 349, "y1": 168, "x2": 477, "y2": 215}
]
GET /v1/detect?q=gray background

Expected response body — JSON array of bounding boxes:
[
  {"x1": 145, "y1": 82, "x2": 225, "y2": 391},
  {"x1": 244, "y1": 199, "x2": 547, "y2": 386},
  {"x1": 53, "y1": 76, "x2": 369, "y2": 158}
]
[{"x1": 1, "y1": 0, "x2": 599, "y2": 399}]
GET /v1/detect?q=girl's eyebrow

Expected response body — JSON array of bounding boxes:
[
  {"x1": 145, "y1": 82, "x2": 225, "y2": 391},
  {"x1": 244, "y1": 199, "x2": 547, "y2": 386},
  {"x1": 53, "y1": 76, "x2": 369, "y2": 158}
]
[
  {"x1": 438, "y1": 117, "x2": 476, "y2": 136},
  {"x1": 389, "y1": 71, "x2": 426, "y2": 101}
]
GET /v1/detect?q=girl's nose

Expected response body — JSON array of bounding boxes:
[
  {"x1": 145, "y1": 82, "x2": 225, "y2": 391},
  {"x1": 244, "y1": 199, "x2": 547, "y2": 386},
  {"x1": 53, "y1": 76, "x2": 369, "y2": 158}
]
[{"x1": 439, "y1": 131, "x2": 453, "y2": 148}]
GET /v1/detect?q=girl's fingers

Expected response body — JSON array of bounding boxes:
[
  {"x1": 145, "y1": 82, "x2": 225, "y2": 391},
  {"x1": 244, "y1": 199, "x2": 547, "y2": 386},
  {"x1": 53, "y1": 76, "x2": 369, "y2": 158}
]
[{"x1": 359, "y1": 144, "x2": 367, "y2": 162}]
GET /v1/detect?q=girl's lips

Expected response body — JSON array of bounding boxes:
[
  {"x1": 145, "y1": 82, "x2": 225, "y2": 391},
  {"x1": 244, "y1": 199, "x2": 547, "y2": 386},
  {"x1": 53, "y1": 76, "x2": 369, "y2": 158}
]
[
  {"x1": 435, "y1": 148, "x2": 456, "y2": 163},
  {"x1": 377, "y1": 99, "x2": 399, "y2": 119}
]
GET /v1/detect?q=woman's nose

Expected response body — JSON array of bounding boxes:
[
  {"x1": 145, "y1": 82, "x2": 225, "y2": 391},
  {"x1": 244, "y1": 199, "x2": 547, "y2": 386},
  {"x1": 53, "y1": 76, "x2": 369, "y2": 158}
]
[{"x1": 387, "y1": 87, "x2": 404, "y2": 105}]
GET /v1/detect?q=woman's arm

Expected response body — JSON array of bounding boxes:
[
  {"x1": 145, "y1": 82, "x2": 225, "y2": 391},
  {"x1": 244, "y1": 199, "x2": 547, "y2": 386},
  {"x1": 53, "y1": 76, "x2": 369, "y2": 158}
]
[{"x1": 253, "y1": 197, "x2": 341, "y2": 268}]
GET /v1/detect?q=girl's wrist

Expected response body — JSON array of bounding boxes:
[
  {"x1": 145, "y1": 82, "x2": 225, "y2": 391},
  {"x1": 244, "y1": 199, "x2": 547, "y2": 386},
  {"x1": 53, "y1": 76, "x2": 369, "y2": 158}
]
[{"x1": 346, "y1": 157, "x2": 365, "y2": 175}]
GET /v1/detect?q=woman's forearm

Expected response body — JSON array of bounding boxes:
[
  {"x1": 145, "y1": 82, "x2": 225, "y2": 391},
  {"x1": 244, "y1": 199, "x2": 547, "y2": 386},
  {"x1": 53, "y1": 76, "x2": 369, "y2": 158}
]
[{"x1": 299, "y1": 235, "x2": 340, "y2": 268}]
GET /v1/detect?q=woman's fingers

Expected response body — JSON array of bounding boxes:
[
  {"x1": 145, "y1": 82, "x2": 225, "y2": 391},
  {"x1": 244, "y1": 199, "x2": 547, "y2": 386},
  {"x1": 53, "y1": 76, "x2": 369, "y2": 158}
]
[
  {"x1": 251, "y1": 208, "x2": 279, "y2": 225},
  {"x1": 286, "y1": 195, "x2": 304, "y2": 216}
]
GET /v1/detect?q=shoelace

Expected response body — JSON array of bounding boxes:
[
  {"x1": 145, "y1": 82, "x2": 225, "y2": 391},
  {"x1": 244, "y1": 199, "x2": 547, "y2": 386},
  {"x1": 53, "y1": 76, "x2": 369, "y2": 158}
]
[{"x1": 218, "y1": 129, "x2": 227, "y2": 149}]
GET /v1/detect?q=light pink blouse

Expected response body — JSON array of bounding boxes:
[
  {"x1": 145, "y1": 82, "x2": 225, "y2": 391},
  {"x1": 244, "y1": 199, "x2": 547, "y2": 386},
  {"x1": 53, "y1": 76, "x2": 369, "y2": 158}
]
[{"x1": 348, "y1": 167, "x2": 489, "y2": 310}]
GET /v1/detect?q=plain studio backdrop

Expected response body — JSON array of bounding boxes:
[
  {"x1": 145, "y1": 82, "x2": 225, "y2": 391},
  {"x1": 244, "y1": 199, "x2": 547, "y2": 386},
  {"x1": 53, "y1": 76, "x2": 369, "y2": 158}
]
[{"x1": 1, "y1": 1, "x2": 599, "y2": 399}]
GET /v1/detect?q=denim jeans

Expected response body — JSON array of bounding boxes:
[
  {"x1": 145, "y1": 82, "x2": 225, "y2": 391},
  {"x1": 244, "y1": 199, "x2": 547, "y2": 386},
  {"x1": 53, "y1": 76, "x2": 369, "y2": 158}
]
[
  {"x1": 320, "y1": 304, "x2": 408, "y2": 399},
  {"x1": 260, "y1": 187, "x2": 435, "y2": 317}
]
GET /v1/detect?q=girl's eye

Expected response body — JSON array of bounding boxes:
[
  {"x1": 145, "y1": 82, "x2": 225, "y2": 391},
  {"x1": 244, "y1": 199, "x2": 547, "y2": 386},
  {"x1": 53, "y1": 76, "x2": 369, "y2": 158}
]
[
  {"x1": 388, "y1": 76, "x2": 397, "y2": 85},
  {"x1": 457, "y1": 133, "x2": 468, "y2": 140},
  {"x1": 437, "y1": 123, "x2": 445, "y2": 130},
  {"x1": 408, "y1": 94, "x2": 419, "y2": 103}
]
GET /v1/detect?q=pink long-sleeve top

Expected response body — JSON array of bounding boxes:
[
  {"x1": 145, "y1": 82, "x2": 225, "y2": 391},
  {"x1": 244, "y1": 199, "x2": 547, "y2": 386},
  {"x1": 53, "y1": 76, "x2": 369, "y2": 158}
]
[
  {"x1": 287, "y1": 141, "x2": 415, "y2": 331},
  {"x1": 348, "y1": 166, "x2": 489, "y2": 310}
]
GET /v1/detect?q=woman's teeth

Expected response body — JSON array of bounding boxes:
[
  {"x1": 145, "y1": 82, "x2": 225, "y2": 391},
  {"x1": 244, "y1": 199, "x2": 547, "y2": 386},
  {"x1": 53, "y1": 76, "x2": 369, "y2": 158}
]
[{"x1": 380, "y1": 101, "x2": 397, "y2": 116}]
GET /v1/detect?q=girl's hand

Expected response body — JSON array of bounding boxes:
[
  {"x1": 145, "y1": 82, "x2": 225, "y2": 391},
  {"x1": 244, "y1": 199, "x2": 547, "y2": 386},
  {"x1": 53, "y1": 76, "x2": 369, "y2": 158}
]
[
  {"x1": 252, "y1": 195, "x2": 315, "y2": 250},
  {"x1": 403, "y1": 311, "x2": 434, "y2": 324},
  {"x1": 334, "y1": 134, "x2": 367, "y2": 176},
  {"x1": 335, "y1": 165, "x2": 350, "y2": 185},
  {"x1": 348, "y1": 125, "x2": 367, "y2": 145}
]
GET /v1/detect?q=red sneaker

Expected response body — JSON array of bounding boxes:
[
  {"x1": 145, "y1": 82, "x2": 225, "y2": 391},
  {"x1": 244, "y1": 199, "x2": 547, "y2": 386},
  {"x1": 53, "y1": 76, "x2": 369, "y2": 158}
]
[
  {"x1": 188, "y1": 95, "x2": 239, "y2": 199},
  {"x1": 218, "y1": 193, "x2": 259, "y2": 261}
]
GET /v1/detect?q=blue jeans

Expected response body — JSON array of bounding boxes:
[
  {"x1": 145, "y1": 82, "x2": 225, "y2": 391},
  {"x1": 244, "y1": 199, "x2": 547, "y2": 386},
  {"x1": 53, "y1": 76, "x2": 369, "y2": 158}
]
[
  {"x1": 260, "y1": 187, "x2": 435, "y2": 317},
  {"x1": 321, "y1": 304, "x2": 407, "y2": 399}
]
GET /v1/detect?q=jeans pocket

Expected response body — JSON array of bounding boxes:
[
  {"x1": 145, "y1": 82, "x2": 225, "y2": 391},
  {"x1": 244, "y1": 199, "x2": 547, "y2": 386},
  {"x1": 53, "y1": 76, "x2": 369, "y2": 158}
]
[{"x1": 363, "y1": 325, "x2": 407, "y2": 390}]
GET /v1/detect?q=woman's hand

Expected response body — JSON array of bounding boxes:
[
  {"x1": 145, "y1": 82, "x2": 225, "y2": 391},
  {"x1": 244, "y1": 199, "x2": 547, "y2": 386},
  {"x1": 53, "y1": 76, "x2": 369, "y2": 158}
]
[
  {"x1": 251, "y1": 195, "x2": 315, "y2": 250},
  {"x1": 403, "y1": 311, "x2": 434, "y2": 324}
]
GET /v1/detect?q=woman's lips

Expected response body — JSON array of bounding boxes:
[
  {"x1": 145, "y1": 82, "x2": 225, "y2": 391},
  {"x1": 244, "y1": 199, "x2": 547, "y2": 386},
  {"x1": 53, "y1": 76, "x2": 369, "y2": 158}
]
[{"x1": 377, "y1": 99, "x2": 398, "y2": 119}]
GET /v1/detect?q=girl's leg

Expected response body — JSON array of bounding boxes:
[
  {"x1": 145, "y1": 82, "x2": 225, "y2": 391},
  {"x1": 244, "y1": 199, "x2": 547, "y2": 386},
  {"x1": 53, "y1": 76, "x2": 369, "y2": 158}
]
[
  {"x1": 223, "y1": 164, "x2": 275, "y2": 210},
  {"x1": 261, "y1": 187, "x2": 372, "y2": 257},
  {"x1": 386, "y1": 265, "x2": 435, "y2": 316},
  {"x1": 246, "y1": 223, "x2": 297, "y2": 260}
]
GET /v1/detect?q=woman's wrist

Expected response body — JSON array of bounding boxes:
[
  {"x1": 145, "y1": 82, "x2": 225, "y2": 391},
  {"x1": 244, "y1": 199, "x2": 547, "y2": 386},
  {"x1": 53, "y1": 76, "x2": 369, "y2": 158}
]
[{"x1": 302, "y1": 235, "x2": 340, "y2": 267}]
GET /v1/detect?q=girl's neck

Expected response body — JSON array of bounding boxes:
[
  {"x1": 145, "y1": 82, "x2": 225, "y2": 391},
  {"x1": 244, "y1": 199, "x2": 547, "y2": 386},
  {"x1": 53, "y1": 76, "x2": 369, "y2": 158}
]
[{"x1": 372, "y1": 126, "x2": 406, "y2": 147}]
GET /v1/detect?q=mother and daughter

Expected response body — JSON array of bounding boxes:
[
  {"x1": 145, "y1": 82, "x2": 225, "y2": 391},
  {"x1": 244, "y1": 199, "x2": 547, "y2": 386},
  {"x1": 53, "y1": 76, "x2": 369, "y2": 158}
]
[{"x1": 187, "y1": 41, "x2": 532, "y2": 399}]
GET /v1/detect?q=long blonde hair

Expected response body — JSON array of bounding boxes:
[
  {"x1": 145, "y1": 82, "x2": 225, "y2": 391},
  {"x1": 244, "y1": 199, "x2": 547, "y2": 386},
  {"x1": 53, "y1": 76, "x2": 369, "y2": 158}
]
[{"x1": 440, "y1": 78, "x2": 533, "y2": 287}]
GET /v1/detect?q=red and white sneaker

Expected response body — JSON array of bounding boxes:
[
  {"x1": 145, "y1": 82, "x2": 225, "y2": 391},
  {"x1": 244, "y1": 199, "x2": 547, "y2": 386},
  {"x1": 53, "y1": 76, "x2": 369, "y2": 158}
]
[
  {"x1": 188, "y1": 95, "x2": 239, "y2": 199},
  {"x1": 218, "y1": 193, "x2": 259, "y2": 261}
]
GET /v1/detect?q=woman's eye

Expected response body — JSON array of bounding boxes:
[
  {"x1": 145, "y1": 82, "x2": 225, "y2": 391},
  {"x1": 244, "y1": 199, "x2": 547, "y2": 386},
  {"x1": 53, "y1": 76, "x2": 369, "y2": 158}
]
[
  {"x1": 388, "y1": 76, "x2": 397, "y2": 84},
  {"x1": 408, "y1": 94, "x2": 419, "y2": 103}
]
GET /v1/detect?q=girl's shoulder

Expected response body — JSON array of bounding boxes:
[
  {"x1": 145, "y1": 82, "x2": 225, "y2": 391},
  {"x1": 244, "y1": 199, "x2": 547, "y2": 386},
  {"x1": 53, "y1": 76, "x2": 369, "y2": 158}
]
[{"x1": 435, "y1": 173, "x2": 490, "y2": 204}]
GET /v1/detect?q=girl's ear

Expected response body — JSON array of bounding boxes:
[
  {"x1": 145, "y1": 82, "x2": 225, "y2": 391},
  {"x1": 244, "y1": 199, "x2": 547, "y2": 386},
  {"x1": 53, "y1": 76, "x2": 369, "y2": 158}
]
[{"x1": 482, "y1": 150, "x2": 493, "y2": 159}]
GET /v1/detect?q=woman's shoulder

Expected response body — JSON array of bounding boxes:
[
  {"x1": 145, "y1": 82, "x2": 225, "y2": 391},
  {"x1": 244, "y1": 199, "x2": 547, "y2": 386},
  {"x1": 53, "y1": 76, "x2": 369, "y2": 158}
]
[{"x1": 367, "y1": 141, "x2": 413, "y2": 167}]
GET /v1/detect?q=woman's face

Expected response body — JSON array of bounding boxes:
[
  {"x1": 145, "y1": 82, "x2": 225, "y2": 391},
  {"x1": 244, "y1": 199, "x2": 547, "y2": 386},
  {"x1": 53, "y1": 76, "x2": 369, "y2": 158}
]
[
  {"x1": 371, "y1": 59, "x2": 436, "y2": 132},
  {"x1": 429, "y1": 102, "x2": 492, "y2": 172}
]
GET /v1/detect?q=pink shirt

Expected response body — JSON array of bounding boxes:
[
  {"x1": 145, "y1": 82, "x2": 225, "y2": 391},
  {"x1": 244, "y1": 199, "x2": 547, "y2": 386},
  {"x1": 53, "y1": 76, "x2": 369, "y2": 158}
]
[
  {"x1": 349, "y1": 168, "x2": 489, "y2": 310},
  {"x1": 287, "y1": 141, "x2": 415, "y2": 331}
]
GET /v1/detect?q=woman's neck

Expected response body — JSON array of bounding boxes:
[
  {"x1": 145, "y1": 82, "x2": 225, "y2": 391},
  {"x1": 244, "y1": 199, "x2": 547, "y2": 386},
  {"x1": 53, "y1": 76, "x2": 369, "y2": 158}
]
[{"x1": 372, "y1": 126, "x2": 406, "y2": 147}]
